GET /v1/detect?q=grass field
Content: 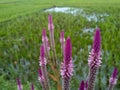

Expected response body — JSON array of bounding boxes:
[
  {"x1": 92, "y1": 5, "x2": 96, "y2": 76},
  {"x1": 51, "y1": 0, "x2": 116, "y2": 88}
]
[
  {"x1": 0, "y1": 0, "x2": 120, "y2": 22},
  {"x1": 0, "y1": 0, "x2": 120, "y2": 90}
]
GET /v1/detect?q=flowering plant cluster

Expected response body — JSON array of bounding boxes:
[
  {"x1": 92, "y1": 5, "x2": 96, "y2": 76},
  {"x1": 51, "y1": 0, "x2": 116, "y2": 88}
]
[{"x1": 17, "y1": 15, "x2": 118, "y2": 90}]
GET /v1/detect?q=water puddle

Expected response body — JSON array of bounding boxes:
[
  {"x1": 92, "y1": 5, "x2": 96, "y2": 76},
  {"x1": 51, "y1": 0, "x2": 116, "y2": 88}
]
[
  {"x1": 83, "y1": 28, "x2": 95, "y2": 33},
  {"x1": 45, "y1": 7, "x2": 83, "y2": 15},
  {"x1": 45, "y1": 7, "x2": 109, "y2": 22}
]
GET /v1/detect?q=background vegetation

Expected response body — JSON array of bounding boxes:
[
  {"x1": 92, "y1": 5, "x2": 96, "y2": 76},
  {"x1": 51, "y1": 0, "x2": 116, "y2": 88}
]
[
  {"x1": 0, "y1": 0, "x2": 120, "y2": 90},
  {"x1": 0, "y1": 0, "x2": 120, "y2": 22}
]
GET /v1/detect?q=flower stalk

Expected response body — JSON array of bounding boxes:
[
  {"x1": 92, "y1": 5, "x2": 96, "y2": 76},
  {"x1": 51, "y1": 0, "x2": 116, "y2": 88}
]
[
  {"x1": 87, "y1": 28, "x2": 102, "y2": 90},
  {"x1": 39, "y1": 45, "x2": 50, "y2": 90},
  {"x1": 60, "y1": 37, "x2": 73, "y2": 90},
  {"x1": 48, "y1": 14, "x2": 57, "y2": 66},
  {"x1": 38, "y1": 68, "x2": 46, "y2": 90},
  {"x1": 42, "y1": 29, "x2": 50, "y2": 59}
]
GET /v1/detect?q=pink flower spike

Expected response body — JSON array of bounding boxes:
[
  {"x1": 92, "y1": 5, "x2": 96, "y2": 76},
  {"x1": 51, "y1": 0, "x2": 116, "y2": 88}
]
[
  {"x1": 112, "y1": 68, "x2": 118, "y2": 79},
  {"x1": 39, "y1": 45, "x2": 47, "y2": 66},
  {"x1": 48, "y1": 15, "x2": 52, "y2": 25},
  {"x1": 42, "y1": 29, "x2": 48, "y2": 43},
  {"x1": 87, "y1": 28, "x2": 102, "y2": 90},
  {"x1": 60, "y1": 31, "x2": 65, "y2": 56},
  {"x1": 108, "y1": 68, "x2": 118, "y2": 90},
  {"x1": 93, "y1": 28, "x2": 101, "y2": 53},
  {"x1": 60, "y1": 31, "x2": 65, "y2": 43},
  {"x1": 31, "y1": 83, "x2": 34, "y2": 90},
  {"x1": 48, "y1": 15, "x2": 54, "y2": 30},
  {"x1": 88, "y1": 28, "x2": 102, "y2": 68},
  {"x1": 109, "y1": 68, "x2": 118, "y2": 85},
  {"x1": 16, "y1": 78, "x2": 22, "y2": 90},
  {"x1": 79, "y1": 81, "x2": 85, "y2": 90},
  {"x1": 60, "y1": 37, "x2": 73, "y2": 90},
  {"x1": 42, "y1": 29, "x2": 50, "y2": 51},
  {"x1": 38, "y1": 68, "x2": 44, "y2": 82}
]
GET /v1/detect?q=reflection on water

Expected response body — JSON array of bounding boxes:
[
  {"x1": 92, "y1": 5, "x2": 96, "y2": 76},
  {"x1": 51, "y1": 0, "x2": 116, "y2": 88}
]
[
  {"x1": 45, "y1": 7, "x2": 109, "y2": 22},
  {"x1": 83, "y1": 28, "x2": 95, "y2": 33}
]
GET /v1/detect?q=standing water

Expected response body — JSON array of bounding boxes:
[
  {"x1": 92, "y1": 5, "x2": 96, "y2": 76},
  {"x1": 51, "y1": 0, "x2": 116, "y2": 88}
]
[{"x1": 45, "y1": 7, "x2": 109, "y2": 22}]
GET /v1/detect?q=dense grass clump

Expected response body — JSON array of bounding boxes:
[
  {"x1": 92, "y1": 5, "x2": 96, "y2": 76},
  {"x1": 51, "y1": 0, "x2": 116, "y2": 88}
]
[{"x1": 0, "y1": 6, "x2": 120, "y2": 90}]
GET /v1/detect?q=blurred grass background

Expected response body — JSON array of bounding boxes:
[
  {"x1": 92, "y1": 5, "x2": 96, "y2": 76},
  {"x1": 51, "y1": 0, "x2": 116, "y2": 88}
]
[
  {"x1": 0, "y1": 0, "x2": 120, "y2": 90},
  {"x1": 0, "y1": 0, "x2": 120, "y2": 22}
]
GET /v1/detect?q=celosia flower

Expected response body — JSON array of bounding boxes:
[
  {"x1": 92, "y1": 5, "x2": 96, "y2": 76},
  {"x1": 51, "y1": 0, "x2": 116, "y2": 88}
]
[
  {"x1": 48, "y1": 14, "x2": 57, "y2": 66},
  {"x1": 110, "y1": 68, "x2": 118, "y2": 85},
  {"x1": 87, "y1": 28, "x2": 102, "y2": 90},
  {"x1": 88, "y1": 28, "x2": 102, "y2": 68},
  {"x1": 48, "y1": 14, "x2": 54, "y2": 31},
  {"x1": 42, "y1": 29, "x2": 50, "y2": 51},
  {"x1": 79, "y1": 81, "x2": 85, "y2": 90},
  {"x1": 38, "y1": 68, "x2": 44, "y2": 83},
  {"x1": 108, "y1": 68, "x2": 118, "y2": 90},
  {"x1": 31, "y1": 83, "x2": 34, "y2": 90},
  {"x1": 60, "y1": 31, "x2": 65, "y2": 55},
  {"x1": 60, "y1": 31, "x2": 65, "y2": 44},
  {"x1": 38, "y1": 68, "x2": 47, "y2": 90},
  {"x1": 42, "y1": 29, "x2": 50, "y2": 60},
  {"x1": 16, "y1": 78, "x2": 22, "y2": 90},
  {"x1": 39, "y1": 45, "x2": 50, "y2": 90},
  {"x1": 60, "y1": 37, "x2": 73, "y2": 90},
  {"x1": 39, "y1": 45, "x2": 47, "y2": 66},
  {"x1": 93, "y1": 28, "x2": 101, "y2": 53}
]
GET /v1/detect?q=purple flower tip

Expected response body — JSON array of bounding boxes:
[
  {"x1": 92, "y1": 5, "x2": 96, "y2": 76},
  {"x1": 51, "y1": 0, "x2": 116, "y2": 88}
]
[
  {"x1": 42, "y1": 29, "x2": 50, "y2": 51},
  {"x1": 48, "y1": 15, "x2": 54, "y2": 30},
  {"x1": 109, "y1": 68, "x2": 118, "y2": 85},
  {"x1": 42, "y1": 29, "x2": 48, "y2": 42},
  {"x1": 16, "y1": 78, "x2": 21, "y2": 86},
  {"x1": 48, "y1": 14, "x2": 52, "y2": 24},
  {"x1": 93, "y1": 28, "x2": 101, "y2": 53},
  {"x1": 31, "y1": 83, "x2": 34, "y2": 90},
  {"x1": 16, "y1": 78, "x2": 22, "y2": 90},
  {"x1": 64, "y1": 37, "x2": 72, "y2": 64},
  {"x1": 79, "y1": 81, "x2": 84, "y2": 90},
  {"x1": 112, "y1": 68, "x2": 118, "y2": 79},
  {"x1": 60, "y1": 31, "x2": 65, "y2": 43}
]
